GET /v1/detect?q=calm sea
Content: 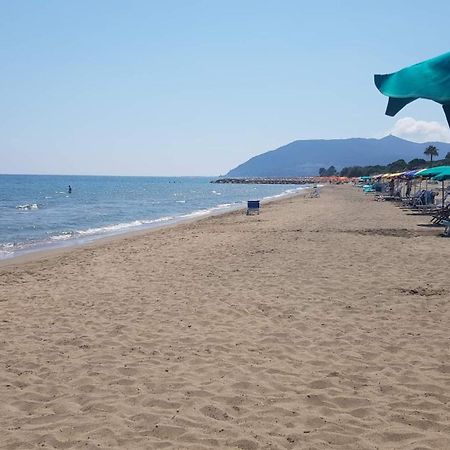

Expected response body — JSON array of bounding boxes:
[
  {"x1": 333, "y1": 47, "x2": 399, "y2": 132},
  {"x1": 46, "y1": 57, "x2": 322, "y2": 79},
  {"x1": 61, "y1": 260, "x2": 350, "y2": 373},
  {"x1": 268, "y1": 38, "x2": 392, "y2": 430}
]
[{"x1": 0, "y1": 175, "x2": 309, "y2": 259}]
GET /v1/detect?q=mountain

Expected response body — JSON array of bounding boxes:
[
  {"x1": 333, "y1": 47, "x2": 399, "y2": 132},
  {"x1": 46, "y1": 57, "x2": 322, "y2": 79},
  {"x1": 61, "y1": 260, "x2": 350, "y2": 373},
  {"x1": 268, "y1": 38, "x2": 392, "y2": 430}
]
[{"x1": 225, "y1": 135, "x2": 450, "y2": 177}]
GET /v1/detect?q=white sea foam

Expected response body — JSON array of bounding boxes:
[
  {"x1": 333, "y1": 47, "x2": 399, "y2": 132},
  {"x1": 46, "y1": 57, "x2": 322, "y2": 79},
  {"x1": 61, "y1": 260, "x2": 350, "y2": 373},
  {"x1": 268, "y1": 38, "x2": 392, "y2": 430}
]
[
  {"x1": 0, "y1": 243, "x2": 16, "y2": 259},
  {"x1": 16, "y1": 203, "x2": 39, "y2": 210},
  {"x1": 75, "y1": 216, "x2": 174, "y2": 237},
  {"x1": 50, "y1": 232, "x2": 74, "y2": 241}
]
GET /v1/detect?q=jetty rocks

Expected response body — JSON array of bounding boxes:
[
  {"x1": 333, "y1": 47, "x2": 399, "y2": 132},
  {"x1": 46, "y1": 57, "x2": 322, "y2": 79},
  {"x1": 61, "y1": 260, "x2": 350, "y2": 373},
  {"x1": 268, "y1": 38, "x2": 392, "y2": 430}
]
[{"x1": 212, "y1": 177, "x2": 318, "y2": 185}]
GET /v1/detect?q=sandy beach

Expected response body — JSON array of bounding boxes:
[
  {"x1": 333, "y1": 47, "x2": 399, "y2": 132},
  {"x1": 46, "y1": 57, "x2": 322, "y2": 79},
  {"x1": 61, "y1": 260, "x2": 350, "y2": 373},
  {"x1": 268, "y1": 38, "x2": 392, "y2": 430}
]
[{"x1": 1, "y1": 185, "x2": 449, "y2": 449}]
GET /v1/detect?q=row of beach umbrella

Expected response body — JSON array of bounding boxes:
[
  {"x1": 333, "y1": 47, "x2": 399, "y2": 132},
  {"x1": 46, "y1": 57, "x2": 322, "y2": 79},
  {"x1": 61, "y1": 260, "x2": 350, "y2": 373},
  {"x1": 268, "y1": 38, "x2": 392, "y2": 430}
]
[
  {"x1": 362, "y1": 166, "x2": 450, "y2": 208},
  {"x1": 366, "y1": 166, "x2": 450, "y2": 180}
]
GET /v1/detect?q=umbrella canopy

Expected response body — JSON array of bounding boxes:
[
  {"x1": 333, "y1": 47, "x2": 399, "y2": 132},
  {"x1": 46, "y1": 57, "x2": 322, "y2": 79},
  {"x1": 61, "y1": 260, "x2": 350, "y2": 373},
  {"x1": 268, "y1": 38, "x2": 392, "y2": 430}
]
[
  {"x1": 387, "y1": 172, "x2": 405, "y2": 178},
  {"x1": 374, "y1": 51, "x2": 450, "y2": 127},
  {"x1": 431, "y1": 168, "x2": 450, "y2": 208},
  {"x1": 432, "y1": 167, "x2": 450, "y2": 181},
  {"x1": 401, "y1": 170, "x2": 419, "y2": 178},
  {"x1": 381, "y1": 172, "x2": 404, "y2": 179},
  {"x1": 414, "y1": 166, "x2": 450, "y2": 178}
]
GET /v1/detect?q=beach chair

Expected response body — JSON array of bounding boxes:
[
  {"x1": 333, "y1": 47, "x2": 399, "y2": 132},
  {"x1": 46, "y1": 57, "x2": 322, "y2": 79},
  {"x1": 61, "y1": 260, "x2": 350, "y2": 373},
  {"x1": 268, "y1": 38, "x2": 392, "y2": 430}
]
[
  {"x1": 442, "y1": 220, "x2": 450, "y2": 237},
  {"x1": 415, "y1": 191, "x2": 439, "y2": 214},
  {"x1": 402, "y1": 190, "x2": 423, "y2": 208},
  {"x1": 308, "y1": 185, "x2": 320, "y2": 198},
  {"x1": 431, "y1": 205, "x2": 450, "y2": 224},
  {"x1": 246, "y1": 200, "x2": 260, "y2": 215},
  {"x1": 376, "y1": 187, "x2": 403, "y2": 202},
  {"x1": 405, "y1": 190, "x2": 436, "y2": 213}
]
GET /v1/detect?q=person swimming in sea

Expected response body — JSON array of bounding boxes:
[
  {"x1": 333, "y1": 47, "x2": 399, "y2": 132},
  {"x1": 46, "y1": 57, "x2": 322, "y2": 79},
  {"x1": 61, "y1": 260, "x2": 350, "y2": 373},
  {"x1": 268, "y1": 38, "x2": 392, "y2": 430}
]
[{"x1": 68, "y1": 185, "x2": 72, "y2": 194}]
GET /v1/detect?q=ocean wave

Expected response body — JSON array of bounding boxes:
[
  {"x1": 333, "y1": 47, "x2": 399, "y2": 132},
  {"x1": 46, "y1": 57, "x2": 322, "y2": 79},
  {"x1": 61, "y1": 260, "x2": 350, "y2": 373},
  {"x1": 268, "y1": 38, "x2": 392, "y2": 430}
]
[
  {"x1": 16, "y1": 203, "x2": 39, "y2": 210},
  {"x1": 67, "y1": 216, "x2": 175, "y2": 238},
  {"x1": 0, "y1": 242, "x2": 18, "y2": 259},
  {"x1": 50, "y1": 231, "x2": 75, "y2": 241},
  {"x1": 77, "y1": 221, "x2": 147, "y2": 236},
  {"x1": 0, "y1": 242, "x2": 14, "y2": 250}
]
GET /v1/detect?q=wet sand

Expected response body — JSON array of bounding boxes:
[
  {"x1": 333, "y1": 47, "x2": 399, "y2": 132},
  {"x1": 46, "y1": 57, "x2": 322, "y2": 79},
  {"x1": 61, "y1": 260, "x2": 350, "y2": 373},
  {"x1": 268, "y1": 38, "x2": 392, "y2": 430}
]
[{"x1": 1, "y1": 185, "x2": 449, "y2": 449}]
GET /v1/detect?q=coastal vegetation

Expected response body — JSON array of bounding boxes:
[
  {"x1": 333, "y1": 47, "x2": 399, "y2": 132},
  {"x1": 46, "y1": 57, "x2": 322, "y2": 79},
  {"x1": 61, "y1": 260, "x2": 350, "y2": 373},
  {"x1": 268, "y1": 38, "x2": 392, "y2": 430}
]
[
  {"x1": 424, "y1": 145, "x2": 439, "y2": 162},
  {"x1": 319, "y1": 148, "x2": 450, "y2": 178}
]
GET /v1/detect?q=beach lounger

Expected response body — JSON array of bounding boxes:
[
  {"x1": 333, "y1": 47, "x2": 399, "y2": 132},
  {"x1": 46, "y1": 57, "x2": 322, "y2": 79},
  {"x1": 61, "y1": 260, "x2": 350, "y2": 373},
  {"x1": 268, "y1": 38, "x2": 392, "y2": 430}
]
[
  {"x1": 431, "y1": 205, "x2": 450, "y2": 224},
  {"x1": 442, "y1": 220, "x2": 450, "y2": 237},
  {"x1": 402, "y1": 191, "x2": 424, "y2": 208},
  {"x1": 405, "y1": 190, "x2": 437, "y2": 213},
  {"x1": 308, "y1": 186, "x2": 320, "y2": 198},
  {"x1": 374, "y1": 186, "x2": 404, "y2": 202},
  {"x1": 363, "y1": 184, "x2": 375, "y2": 193},
  {"x1": 247, "y1": 200, "x2": 260, "y2": 215},
  {"x1": 417, "y1": 203, "x2": 439, "y2": 214}
]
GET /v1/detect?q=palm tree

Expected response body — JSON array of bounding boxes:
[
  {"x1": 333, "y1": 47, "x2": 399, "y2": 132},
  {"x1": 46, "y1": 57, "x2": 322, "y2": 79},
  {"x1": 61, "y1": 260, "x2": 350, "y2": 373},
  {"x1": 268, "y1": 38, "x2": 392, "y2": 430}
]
[{"x1": 424, "y1": 145, "x2": 439, "y2": 164}]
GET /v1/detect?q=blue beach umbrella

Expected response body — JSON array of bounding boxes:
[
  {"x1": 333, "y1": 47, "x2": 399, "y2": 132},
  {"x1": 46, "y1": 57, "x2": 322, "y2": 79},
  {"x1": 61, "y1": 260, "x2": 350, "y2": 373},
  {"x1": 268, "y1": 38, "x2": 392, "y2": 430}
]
[{"x1": 402, "y1": 170, "x2": 419, "y2": 178}]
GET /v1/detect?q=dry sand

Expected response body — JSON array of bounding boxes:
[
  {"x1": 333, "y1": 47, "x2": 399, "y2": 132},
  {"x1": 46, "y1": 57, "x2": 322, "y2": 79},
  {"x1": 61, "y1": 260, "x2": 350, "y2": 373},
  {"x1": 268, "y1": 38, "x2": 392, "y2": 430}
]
[{"x1": 0, "y1": 185, "x2": 449, "y2": 449}]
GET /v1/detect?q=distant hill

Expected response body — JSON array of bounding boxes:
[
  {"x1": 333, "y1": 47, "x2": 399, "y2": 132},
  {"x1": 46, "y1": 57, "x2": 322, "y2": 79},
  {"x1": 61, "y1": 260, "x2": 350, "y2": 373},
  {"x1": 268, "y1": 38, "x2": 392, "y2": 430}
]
[{"x1": 225, "y1": 135, "x2": 450, "y2": 177}]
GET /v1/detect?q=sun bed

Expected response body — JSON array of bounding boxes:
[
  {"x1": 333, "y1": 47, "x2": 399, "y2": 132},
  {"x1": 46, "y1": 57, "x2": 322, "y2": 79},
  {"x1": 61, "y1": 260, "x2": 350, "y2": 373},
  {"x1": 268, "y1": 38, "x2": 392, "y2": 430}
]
[
  {"x1": 403, "y1": 190, "x2": 437, "y2": 212},
  {"x1": 431, "y1": 205, "x2": 450, "y2": 224},
  {"x1": 442, "y1": 220, "x2": 450, "y2": 237},
  {"x1": 308, "y1": 186, "x2": 320, "y2": 198},
  {"x1": 246, "y1": 200, "x2": 260, "y2": 215}
]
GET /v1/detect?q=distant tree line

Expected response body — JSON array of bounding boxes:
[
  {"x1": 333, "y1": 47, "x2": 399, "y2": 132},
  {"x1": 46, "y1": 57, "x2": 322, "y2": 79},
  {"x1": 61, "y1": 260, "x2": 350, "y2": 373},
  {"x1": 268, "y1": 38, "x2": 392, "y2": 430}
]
[
  {"x1": 318, "y1": 166, "x2": 337, "y2": 176},
  {"x1": 319, "y1": 146, "x2": 450, "y2": 178}
]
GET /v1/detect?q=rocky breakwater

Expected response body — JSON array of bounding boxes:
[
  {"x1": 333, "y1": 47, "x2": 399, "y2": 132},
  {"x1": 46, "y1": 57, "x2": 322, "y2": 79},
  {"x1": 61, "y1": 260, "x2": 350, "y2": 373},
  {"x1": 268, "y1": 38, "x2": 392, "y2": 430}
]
[{"x1": 212, "y1": 177, "x2": 318, "y2": 185}]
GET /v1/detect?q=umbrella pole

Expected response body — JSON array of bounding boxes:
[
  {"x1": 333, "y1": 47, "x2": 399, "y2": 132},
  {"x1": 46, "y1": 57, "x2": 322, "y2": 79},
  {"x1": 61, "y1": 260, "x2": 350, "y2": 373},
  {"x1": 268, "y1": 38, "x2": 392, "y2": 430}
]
[{"x1": 442, "y1": 181, "x2": 445, "y2": 209}]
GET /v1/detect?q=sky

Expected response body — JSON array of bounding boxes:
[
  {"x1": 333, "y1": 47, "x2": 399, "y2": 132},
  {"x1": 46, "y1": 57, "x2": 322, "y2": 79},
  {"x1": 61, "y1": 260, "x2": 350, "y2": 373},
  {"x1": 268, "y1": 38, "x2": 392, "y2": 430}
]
[{"x1": 1, "y1": 0, "x2": 450, "y2": 176}]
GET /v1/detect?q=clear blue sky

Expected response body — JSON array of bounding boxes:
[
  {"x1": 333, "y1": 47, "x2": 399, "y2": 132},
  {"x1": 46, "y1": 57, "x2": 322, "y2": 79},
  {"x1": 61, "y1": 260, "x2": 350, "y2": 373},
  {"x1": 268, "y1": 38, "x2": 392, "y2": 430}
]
[{"x1": 1, "y1": 0, "x2": 449, "y2": 175}]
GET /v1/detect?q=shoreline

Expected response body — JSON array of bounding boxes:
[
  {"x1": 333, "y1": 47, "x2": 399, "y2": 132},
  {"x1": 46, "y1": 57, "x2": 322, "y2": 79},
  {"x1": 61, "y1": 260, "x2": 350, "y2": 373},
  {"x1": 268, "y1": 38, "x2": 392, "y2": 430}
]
[
  {"x1": 2, "y1": 185, "x2": 448, "y2": 449},
  {"x1": 0, "y1": 185, "x2": 312, "y2": 268}
]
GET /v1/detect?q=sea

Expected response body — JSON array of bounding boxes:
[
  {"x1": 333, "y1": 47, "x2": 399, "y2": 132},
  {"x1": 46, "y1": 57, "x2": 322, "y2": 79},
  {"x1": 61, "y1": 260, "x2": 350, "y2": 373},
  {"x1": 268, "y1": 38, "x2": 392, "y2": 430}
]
[{"x1": 0, "y1": 175, "x2": 310, "y2": 260}]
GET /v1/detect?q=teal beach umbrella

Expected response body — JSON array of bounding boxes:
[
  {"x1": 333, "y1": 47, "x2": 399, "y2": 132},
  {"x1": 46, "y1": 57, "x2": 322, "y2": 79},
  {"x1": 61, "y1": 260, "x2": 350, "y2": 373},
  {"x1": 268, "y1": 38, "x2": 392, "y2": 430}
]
[
  {"x1": 432, "y1": 167, "x2": 450, "y2": 208},
  {"x1": 414, "y1": 166, "x2": 450, "y2": 178},
  {"x1": 414, "y1": 166, "x2": 449, "y2": 197},
  {"x1": 432, "y1": 167, "x2": 450, "y2": 181},
  {"x1": 374, "y1": 52, "x2": 450, "y2": 126}
]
